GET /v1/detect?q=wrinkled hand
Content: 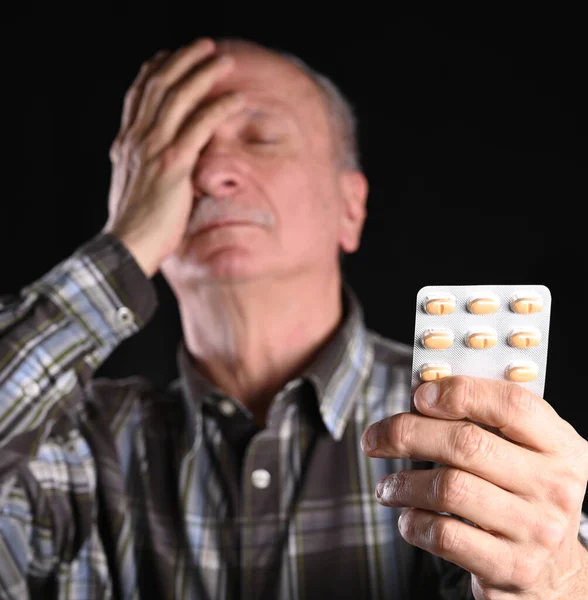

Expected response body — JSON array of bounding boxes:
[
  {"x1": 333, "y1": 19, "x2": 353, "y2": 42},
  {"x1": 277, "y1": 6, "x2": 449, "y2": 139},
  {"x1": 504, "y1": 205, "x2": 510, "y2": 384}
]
[
  {"x1": 104, "y1": 37, "x2": 244, "y2": 277},
  {"x1": 361, "y1": 376, "x2": 588, "y2": 599}
]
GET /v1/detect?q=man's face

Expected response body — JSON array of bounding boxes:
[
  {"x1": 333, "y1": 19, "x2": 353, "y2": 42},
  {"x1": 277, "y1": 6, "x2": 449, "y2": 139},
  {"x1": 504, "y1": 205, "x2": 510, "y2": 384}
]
[{"x1": 161, "y1": 41, "x2": 367, "y2": 290}]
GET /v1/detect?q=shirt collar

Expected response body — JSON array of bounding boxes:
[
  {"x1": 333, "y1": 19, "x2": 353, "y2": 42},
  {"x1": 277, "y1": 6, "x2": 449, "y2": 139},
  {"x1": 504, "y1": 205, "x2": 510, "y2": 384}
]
[
  {"x1": 171, "y1": 283, "x2": 374, "y2": 442},
  {"x1": 301, "y1": 284, "x2": 374, "y2": 440}
]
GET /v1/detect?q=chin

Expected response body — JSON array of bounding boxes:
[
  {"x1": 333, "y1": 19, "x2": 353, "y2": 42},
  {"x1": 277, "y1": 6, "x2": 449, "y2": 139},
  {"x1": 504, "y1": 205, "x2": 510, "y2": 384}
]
[
  {"x1": 201, "y1": 248, "x2": 267, "y2": 282},
  {"x1": 162, "y1": 245, "x2": 270, "y2": 287},
  {"x1": 193, "y1": 228, "x2": 270, "y2": 277}
]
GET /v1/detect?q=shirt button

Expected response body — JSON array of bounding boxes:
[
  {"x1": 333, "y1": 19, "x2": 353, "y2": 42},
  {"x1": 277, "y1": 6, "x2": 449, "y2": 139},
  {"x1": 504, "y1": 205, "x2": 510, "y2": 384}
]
[
  {"x1": 251, "y1": 469, "x2": 271, "y2": 489},
  {"x1": 116, "y1": 306, "x2": 135, "y2": 326},
  {"x1": 218, "y1": 399, "x2": 236, "y2": 417},
  {"x1": 23, "y1": 381, "x2": 41, "y2": 396}
]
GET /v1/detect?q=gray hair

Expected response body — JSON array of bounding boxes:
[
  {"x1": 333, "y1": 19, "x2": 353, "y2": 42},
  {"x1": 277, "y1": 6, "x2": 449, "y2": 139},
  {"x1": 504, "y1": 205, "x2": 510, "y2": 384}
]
[{"x1": 276, "y1": 51, "x2": 361, "y2": 171}]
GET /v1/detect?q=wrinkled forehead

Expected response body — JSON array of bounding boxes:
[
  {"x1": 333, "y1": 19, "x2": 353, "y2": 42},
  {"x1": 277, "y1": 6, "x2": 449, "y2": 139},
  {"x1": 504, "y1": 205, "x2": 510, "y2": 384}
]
[{"x1": 210, "y1": 39, "x2": 328, "y2": 127}]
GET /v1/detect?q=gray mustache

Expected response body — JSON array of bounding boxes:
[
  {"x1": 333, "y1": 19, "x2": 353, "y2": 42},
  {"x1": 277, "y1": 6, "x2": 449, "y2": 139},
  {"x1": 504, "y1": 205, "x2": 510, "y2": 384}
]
[{"x1": 186, "y1": 196, "x2": 274, "y2": 235}]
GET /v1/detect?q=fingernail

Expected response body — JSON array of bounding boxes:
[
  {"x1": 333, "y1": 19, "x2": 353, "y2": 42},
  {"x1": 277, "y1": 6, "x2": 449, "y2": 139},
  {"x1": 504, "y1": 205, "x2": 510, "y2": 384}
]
[
  {"x1": 419, "y1": 382, "x2": 439, "y2": 407},
  {"x1": 361, "y1": 423, "x2": 378, "y2": 452},
  {"x1": 398, "y1": 510, "x2": 408, "y2": 534},
  {"x1": 376, "y1": 480, "x2": 385, "y2": 499}
]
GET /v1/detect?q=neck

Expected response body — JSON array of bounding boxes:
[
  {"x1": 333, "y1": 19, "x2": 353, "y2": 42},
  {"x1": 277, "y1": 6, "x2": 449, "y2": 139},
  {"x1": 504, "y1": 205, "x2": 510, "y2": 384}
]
[{"x1": 178, "y1": 269, "x2": 344, "y2": 426}]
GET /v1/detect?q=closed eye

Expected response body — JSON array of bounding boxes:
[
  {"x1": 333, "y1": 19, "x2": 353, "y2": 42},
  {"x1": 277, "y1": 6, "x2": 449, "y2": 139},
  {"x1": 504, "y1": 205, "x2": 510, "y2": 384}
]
[{"x1": 247, "y1": 137, "x2": 282, "y2": 145}]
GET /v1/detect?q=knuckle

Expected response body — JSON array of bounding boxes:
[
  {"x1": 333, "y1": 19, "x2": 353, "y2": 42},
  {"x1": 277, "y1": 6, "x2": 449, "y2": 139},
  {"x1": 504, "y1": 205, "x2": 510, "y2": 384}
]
[
  {"x1": 390, "y1": 414, "x2": 414, "y2": 454},
  {"x1": 534, "y1": 509, "x2": 568, "y2": 549},
  {"x1": 435, "y1": 468, "x2": 470, "y2": 510},
  {"x1": 510, "y1": 552, "x2": 544, "y2": 589},
  {"x1": 429, "y1": 519, "x2": 461, "y2": 555},
  {"x1": 122, "y1": 130, "x2": 141, "y2": 155},
  {"x1": 504, "y1": 383, "x2": 537, "y2": 422},
  {"x1": 442, "y1": 375, "x2": 471, "y2": 415},
  {"x1": 452, "y1": 422, "x2": 493, "y2": 464},
  {"x1": 128, "y1": 149, "x2": 143, "y2": 171},
  {"x1": 547, "y1": 473, "x2": 585, "y2": 514},
  {"x1": 129, "y1": 139, "x2": 148, "y2": 166}
]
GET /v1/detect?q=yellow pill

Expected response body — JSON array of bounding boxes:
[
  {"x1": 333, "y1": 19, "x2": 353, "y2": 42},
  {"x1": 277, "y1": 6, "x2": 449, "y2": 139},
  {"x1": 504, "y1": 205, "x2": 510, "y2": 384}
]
[
  {"x1": 467, "y1": 294, "x2": 500, "y2": 314},
  {"x1": 505, "y1": 361, "x2": 539, "y2": 382},
  {"x1": 508, "y1": 327, "x2": 541, "y2": 348},
  {"x1": 510, "y1": 294, "x2": 544, "y2": 314},
  {"x1": 422, "y1": 328, "x2": 454, "y2": 349},
  {"x1": 423, "y1": 294, "x2": 456, "y2": 315},
  {"x1": 466, "y1": 328, "x2": 498, "y2": 349},
  {"x1": 419, "y1": 363, "x2": 452, "y2": 381}
]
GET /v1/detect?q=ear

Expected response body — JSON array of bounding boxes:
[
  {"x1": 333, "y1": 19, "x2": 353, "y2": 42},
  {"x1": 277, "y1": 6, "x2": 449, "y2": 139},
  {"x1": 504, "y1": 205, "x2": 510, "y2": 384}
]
[{"x1": 338, "y1": 170, "x2": 368, "y2": 253}]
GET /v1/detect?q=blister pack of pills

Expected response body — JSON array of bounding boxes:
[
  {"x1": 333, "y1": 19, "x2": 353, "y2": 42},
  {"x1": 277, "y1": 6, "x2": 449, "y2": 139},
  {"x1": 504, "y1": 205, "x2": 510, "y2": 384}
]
[{"x1": 411, "y1": 285, "x2": 552, "y2": 397}]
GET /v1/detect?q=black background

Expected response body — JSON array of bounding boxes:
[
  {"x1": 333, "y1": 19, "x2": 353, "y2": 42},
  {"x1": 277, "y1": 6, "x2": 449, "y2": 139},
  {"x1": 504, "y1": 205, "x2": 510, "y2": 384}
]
[{"x1": 1, "y1": 6, "x2": 586, "y2": 505}]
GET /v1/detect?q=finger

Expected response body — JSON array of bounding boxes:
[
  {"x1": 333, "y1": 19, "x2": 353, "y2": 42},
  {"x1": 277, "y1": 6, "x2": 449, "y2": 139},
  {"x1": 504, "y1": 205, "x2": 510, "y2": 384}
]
[
  {"x1": 110, "y1": 50, "x2": 171, "y2": 159},
  {"x1": 412, "y1": 376, "x2": 578, "y2": 455},
  {"x1": 362, "y1": 412, "x2": 546, "y2": 496},
  {"x1": 173, "y1": 92, "x2": 245, "y2": 162},
  {"x1": 130, "y1": 38, "x2": 216, "y2": 141},
  {"x1": 122, "y1": 50, "x2": 171, "y2": 130},
  {"x1": 376, "y1": 467, "x2": 534, "y2": 543},
  {"x1": 142, "y1": 55, "x2": 236, "y2": 158},
  {"x1": 397, "y1": 508, "x2": 519, "y2": 589}
]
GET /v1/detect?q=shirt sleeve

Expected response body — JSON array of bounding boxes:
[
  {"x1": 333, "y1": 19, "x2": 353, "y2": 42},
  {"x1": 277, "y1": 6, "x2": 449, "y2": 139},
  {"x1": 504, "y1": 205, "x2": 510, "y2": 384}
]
[
  {"x1": 0, "y1": 233, "x2": 157, "y2": 597},
  {"x1": 0, "y1": 474, "x2": 35, "y2": 600},
  {"x1": 0, "y1": 427, "x2": 112, "y2": 599},
  {"x1": 0, "y1": 232, "x2": 157, "y2": 450}
]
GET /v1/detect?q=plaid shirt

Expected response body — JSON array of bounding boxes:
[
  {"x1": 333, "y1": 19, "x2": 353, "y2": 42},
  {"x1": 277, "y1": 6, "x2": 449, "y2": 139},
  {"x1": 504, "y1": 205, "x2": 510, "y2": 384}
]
[{"x1": 0, "y1": 233, "x2": 585, "y2": 600}]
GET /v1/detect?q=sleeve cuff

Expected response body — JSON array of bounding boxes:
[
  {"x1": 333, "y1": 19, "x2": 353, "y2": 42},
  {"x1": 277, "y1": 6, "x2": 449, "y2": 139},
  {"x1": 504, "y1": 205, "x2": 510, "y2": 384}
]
[
  {"x1": 77, "y1": 232, "x2": 159, "y2": 327},
  {"x1": 23, "y1": 231, "x2": 159, "y2": 349}
]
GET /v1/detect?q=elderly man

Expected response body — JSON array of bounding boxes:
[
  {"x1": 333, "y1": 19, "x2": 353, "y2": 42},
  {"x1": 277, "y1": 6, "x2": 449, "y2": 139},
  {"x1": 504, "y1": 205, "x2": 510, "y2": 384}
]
[{"x1": 0, "y1": 37, "x2": 586, "y2": 600}]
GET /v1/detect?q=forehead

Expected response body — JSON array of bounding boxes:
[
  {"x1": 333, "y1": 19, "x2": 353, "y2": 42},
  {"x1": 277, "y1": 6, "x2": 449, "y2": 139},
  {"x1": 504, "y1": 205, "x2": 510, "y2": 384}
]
[{"x1": 211, "y1": 41, "x2": 327, "y2": 124}]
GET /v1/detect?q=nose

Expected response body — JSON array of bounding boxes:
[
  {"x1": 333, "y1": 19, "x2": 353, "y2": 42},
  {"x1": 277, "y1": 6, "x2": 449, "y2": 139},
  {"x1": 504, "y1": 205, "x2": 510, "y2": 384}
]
[{"x1": 192, "y1": 140, "x2": 244, "y2": 198}]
